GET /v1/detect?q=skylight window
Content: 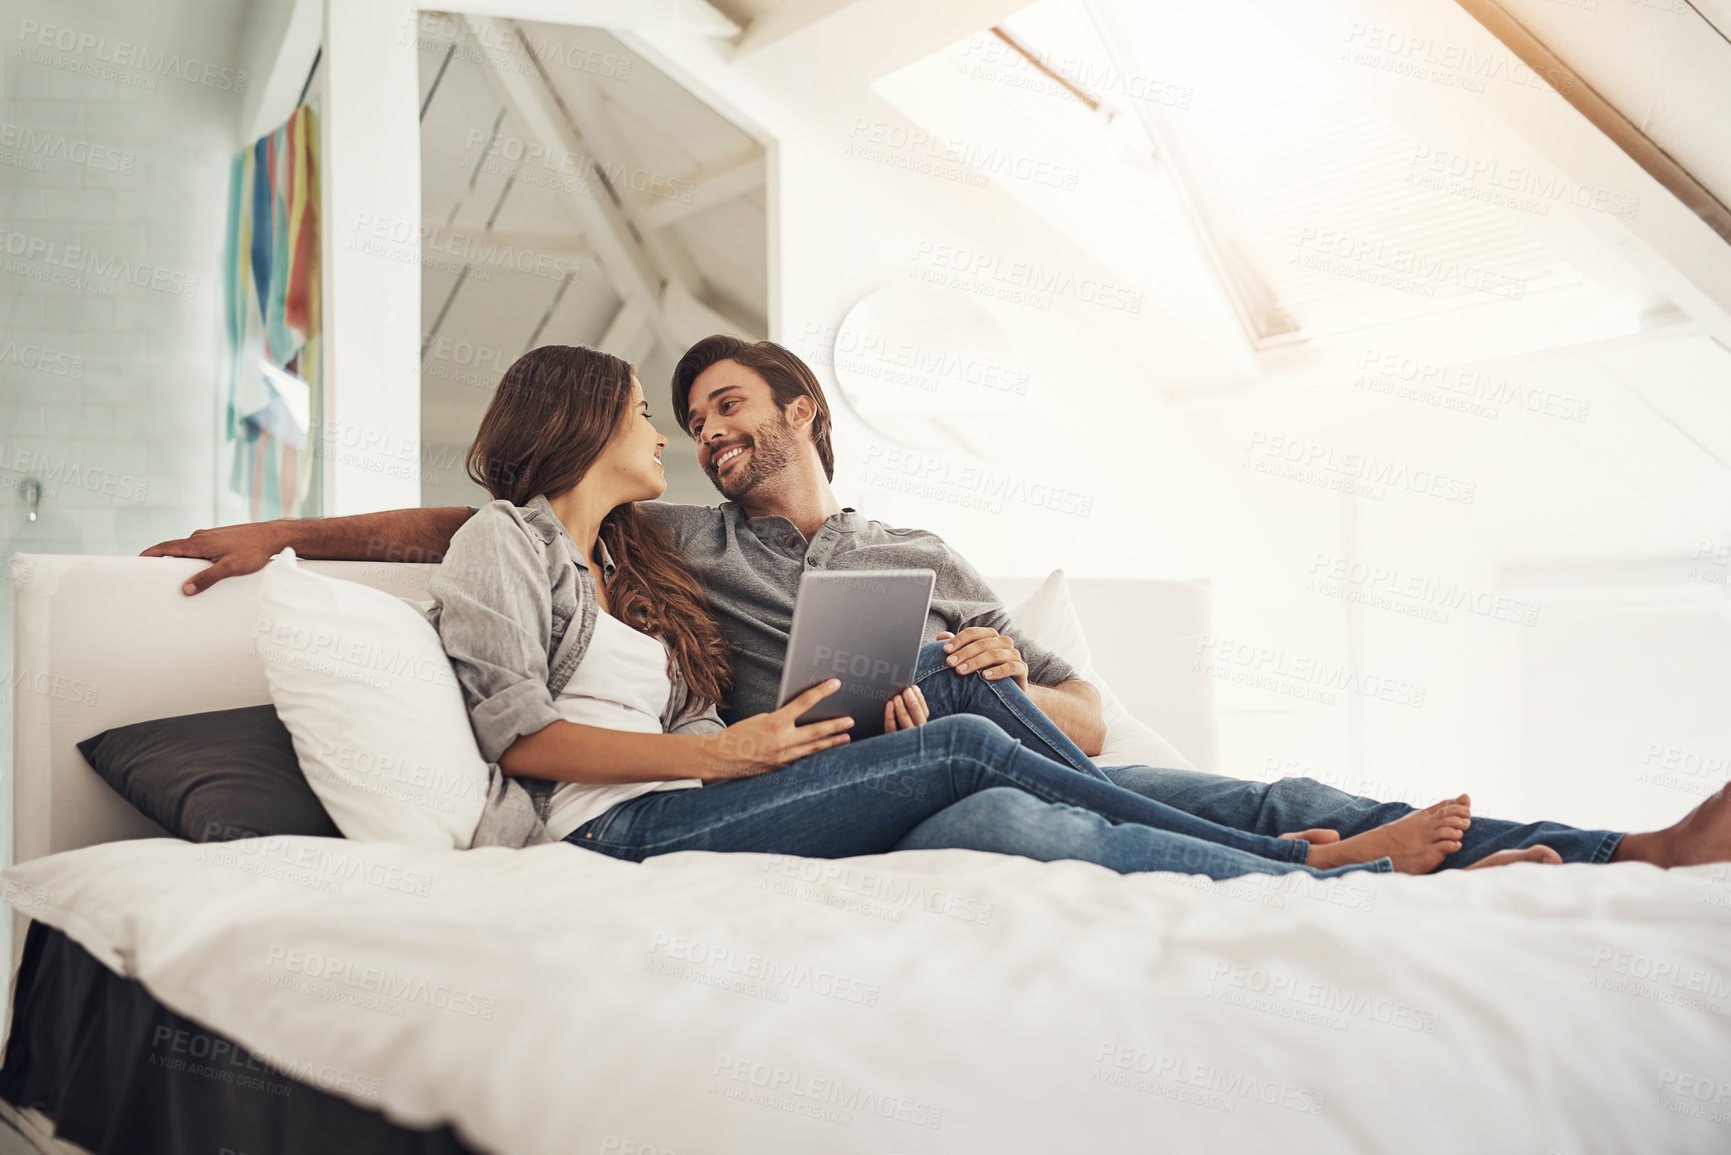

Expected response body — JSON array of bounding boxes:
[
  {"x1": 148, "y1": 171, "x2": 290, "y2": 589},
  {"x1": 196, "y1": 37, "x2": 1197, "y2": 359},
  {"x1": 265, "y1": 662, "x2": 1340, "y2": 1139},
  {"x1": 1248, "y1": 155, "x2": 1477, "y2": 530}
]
[{"x1": 882, "y1": 0, "x2": 1610, "y2": 354}]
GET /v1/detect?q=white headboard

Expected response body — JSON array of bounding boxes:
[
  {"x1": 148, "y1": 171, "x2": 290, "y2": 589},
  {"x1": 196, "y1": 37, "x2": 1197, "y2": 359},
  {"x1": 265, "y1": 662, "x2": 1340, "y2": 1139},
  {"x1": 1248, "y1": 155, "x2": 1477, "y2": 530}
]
[{"x1": 10, "y1": 555, "x2": 1216, "y2": 866}]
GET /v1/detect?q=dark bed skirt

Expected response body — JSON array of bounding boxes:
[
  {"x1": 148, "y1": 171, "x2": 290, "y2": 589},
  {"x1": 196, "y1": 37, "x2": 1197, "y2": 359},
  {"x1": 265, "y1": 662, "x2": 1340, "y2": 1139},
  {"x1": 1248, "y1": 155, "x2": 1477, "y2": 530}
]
[{"x1": 0, "y1": 920, "x2": 482, "y2": 1155}]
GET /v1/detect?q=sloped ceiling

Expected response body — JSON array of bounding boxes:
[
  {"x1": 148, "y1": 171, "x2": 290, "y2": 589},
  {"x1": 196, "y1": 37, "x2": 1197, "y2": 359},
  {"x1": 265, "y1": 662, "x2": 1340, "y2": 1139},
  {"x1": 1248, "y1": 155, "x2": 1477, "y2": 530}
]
[{"x1": 1469, "y1": 0, "x2": 1731, "y2": 238}]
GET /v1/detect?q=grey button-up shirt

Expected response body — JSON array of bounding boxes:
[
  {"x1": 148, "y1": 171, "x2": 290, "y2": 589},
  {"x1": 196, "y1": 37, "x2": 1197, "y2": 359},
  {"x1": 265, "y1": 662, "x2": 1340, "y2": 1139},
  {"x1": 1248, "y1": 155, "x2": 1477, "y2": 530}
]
[
  {"x1": 431, "y1": 496, "x2": 727, "y2": 847},
  {"x1": 466, "y1": 500, "x2": 1078, "y2": 723}
]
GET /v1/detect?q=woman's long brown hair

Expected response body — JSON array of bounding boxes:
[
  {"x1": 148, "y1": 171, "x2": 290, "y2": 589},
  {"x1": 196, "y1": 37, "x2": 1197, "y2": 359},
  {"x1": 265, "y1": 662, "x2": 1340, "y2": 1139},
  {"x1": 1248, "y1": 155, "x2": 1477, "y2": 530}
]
[{"x1": 467, "y1": 344, "x2": 732, "y2": 708}]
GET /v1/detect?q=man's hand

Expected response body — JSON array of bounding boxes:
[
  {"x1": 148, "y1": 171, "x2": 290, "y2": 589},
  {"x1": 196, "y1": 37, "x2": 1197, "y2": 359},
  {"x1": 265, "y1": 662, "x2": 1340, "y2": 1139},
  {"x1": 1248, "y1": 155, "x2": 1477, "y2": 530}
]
[
  {"x1": 882, "y1": 685, "x2": 929, "y2": 733},
  {"x1": 142, "y1": 507, "x2": 472, "y2": 596},
  {"x1": 696, "y1": 679, "x2": 855, "y2": 779},
  {"x1": 936, "y1": 627, "x2": 1028, "y2": 691},
  {"x1": 142, "y1": 522, "x2": 296, "y2": 596}
]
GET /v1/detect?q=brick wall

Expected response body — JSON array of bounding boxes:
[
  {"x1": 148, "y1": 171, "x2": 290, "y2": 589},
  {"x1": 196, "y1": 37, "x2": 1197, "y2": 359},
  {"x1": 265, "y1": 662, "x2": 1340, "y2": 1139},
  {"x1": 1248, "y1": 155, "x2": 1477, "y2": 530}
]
[{"x1": 2, "y1": 0, "x2": 255, "y2": 563}]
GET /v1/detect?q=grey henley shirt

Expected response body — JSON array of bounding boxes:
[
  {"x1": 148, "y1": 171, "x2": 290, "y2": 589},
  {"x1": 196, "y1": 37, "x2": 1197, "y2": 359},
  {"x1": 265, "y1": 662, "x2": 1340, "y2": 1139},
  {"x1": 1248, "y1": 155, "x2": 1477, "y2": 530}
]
[{"x1": 470, "y1": 501, "x2": 1077, "y2": 723}]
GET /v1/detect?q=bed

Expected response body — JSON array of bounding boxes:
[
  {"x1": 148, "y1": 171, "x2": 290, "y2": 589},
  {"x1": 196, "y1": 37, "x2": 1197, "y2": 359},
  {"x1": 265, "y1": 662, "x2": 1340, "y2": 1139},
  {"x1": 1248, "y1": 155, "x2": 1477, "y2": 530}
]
[{"x1": 4, "y1": 554, "x2": 1729, "y2": 1154}]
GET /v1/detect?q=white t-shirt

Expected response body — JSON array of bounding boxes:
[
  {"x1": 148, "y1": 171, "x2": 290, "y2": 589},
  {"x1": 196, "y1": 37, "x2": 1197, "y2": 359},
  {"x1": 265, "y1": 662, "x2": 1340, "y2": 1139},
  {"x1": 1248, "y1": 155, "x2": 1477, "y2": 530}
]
[{"x1": 541, "y1": 611, "x2": 701, "y2": 842}]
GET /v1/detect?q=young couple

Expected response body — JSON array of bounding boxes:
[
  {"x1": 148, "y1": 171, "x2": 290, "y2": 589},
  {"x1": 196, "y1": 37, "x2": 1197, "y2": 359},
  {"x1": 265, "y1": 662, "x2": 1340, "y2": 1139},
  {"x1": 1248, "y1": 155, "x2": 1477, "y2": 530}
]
[{"x1": 144, "y1": 337, "x2": 1731, "y2": 882}]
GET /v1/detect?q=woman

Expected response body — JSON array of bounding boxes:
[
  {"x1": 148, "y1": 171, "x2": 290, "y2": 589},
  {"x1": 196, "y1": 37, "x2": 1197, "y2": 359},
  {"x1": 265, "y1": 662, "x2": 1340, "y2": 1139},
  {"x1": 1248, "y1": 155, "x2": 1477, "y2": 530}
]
[{"x1": 429, "y1": 345, "x2": 1471, "y2": 880}]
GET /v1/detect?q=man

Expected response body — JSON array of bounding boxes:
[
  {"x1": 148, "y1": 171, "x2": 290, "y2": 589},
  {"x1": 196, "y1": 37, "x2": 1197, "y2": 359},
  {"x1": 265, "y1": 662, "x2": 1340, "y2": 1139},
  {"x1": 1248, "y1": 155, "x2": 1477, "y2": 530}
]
[{"x1": 145, "y1": 336, "x2": 1731, "y2": 872}]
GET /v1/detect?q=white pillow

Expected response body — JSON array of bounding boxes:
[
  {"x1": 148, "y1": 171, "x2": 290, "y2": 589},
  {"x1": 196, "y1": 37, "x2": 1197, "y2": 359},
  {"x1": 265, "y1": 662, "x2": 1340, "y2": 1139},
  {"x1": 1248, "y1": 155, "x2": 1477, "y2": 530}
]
[
  {"x1": 257, "y1": 549, "x2": 489, "y2": 847},
  {"x1": 1009, "y1": 570, "x2": 1199, "y2": 772}
]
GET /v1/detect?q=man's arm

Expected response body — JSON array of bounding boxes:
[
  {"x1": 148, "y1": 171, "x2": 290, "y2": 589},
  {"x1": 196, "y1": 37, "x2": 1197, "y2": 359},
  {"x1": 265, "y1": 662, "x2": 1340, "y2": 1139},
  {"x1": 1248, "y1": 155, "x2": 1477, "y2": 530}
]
[
  {"x1": 937, "y1": 627, "x2": 1107, "y2": 757},
  {"x1": 1026, "y1": 679, "x2": 1106, "y2": 758},
  {"x1": 141, "y1": 507, "x2": 473, "y2": 595}
]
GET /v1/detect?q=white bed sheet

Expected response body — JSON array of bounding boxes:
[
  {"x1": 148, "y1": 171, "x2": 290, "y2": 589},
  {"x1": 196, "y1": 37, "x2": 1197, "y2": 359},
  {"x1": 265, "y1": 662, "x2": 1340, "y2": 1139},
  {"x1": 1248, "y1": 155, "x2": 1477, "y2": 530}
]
[{"x1": 4, "y1": 837, "x2": 1730, "y2": 1154}]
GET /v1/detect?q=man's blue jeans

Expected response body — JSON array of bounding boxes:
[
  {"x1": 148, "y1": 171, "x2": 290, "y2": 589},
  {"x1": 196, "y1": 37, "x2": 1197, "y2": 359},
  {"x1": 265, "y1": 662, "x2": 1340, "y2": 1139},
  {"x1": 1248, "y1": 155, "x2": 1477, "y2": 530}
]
[
  {"x1": 568, "y1": 713, "x2": 1386, "y2": 881},
  {"x1": 903, "y1": 642, "x2": 1624, "y2": 868}
]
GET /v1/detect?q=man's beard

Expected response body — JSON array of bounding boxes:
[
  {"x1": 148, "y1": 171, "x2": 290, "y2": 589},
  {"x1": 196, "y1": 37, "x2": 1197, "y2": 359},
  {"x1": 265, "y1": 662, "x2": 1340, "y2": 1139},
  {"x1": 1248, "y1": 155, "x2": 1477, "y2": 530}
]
[{"x1": 707, "y1": 412, "x2": 801, "y2": 501}]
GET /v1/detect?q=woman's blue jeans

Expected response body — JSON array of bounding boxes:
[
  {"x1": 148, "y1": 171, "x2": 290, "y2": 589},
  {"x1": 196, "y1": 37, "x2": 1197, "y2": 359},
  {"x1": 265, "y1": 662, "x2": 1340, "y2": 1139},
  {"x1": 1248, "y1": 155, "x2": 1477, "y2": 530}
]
[
  {"x1": 568, "y1": 712, "x2": 1386, "y2": 881},
  {"x1": 901, "y1": 642, "x2": 1623, "y2": 868}
]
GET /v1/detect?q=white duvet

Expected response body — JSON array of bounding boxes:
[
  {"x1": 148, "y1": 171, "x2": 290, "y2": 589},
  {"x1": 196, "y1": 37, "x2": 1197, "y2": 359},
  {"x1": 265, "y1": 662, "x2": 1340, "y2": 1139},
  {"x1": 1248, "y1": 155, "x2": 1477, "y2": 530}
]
[{"x1": 5, "y1": 836, "x2": 1731, "y2": 1154}]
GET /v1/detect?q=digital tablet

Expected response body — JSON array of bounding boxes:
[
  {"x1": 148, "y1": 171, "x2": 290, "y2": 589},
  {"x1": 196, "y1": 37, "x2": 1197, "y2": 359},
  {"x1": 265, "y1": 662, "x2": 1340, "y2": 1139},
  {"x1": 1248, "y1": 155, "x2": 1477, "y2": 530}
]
[{"x1": 775, "y1": 569, "x2": 938, "y2": 739}]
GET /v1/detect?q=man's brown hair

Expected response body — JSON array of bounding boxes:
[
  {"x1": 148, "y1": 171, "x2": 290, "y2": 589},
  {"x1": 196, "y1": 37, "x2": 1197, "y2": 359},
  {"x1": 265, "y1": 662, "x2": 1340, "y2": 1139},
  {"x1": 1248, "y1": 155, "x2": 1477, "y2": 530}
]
[{"x1": 671, "y1": 336, "x2": 835, "y2": 481}]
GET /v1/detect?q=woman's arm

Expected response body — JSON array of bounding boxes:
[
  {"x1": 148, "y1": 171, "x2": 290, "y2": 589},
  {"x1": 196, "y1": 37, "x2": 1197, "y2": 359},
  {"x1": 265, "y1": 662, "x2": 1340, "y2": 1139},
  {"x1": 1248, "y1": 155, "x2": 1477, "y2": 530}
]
[
  {"x1": 434, "y1": 508, "x2": 856, "y2": 786},
  {"x1": 142, "y1": 507, "x2": 473, "y2": 595},
  {"x1": 502, "y1": 680, "x2": 857, "y2": 784}
]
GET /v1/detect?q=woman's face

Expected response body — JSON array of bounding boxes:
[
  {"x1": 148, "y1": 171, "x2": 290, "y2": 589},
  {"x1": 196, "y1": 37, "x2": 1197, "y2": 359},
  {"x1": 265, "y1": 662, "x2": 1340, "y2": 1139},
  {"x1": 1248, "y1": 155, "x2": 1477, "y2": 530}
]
[{"x1": 592, "y1": 376, "x2": 669, "y2": 503}]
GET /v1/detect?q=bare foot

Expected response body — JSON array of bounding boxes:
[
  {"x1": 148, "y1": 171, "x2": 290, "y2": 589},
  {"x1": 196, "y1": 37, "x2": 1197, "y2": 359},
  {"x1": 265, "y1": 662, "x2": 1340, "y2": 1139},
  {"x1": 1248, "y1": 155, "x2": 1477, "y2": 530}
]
[
  {"x1": 1612, "y1": 784, "x2": 1731, "y2": 868},
  {"x1": 1279, "y1": 829, "x2": 1341, "y2": 845},
  {"x1": 1464, "y1": 846, "x2": 1563, "y2": 870},
  {"x1": 1308, "y1": 795, "x2": 1472, "y2": 875}
]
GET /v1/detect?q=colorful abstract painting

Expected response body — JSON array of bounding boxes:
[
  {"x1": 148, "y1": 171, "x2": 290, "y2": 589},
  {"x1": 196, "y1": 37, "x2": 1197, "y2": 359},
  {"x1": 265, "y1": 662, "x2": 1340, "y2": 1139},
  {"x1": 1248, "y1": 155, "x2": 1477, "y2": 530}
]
[{"x1": 224, "y1": 102, "x2": 321, "y2": 519}]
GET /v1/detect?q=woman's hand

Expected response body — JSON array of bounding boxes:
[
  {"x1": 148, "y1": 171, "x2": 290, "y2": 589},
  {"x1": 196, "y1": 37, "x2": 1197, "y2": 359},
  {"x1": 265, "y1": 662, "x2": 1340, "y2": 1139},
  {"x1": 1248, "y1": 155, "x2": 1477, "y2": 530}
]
[
  {"x1": 882, "y1": 685, "x2": 929, "y2": 734},
  {"x1": 695, "y1": 679, "x2": 855, "y2": 780}
]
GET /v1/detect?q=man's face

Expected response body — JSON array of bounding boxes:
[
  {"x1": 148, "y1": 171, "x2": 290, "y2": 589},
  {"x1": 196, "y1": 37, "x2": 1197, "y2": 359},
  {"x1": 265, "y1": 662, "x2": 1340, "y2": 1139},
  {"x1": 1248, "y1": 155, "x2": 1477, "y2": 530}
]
[{"x1": 685, "y1": 359, "x2": 803, "y2": 501}]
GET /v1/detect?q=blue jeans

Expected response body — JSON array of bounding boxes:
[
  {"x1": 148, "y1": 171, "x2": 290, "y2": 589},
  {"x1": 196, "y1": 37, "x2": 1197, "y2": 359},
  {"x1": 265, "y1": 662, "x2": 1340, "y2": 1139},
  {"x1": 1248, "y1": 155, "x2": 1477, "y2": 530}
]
[
  {"x1": 903, "y1": 641, "x2": 1623, "y2": 869},
  {"x1": 568, "y1": 714, "x2": 1386, "y2": 881},
  {"x1": 1093, "y1": 765, "x2": 1623, "y2": 868}
]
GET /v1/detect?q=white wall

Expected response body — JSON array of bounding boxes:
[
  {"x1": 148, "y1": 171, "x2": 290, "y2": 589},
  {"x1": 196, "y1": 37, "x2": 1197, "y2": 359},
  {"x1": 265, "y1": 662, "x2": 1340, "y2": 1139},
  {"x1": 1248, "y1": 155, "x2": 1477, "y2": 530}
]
[
  {"x1": 318, "y1": 0, "x2": 422, "y2": 514},
  {"x1": 631, "y1": 3, "x2": 1731, "y2": 824}
]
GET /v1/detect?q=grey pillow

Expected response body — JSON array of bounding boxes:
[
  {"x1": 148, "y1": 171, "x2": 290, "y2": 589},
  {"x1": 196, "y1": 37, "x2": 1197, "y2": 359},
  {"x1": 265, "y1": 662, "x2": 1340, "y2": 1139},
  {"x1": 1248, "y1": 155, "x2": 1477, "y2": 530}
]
[{"x1": 77, "y1": 705, "x2": 341, "y2": 842}]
